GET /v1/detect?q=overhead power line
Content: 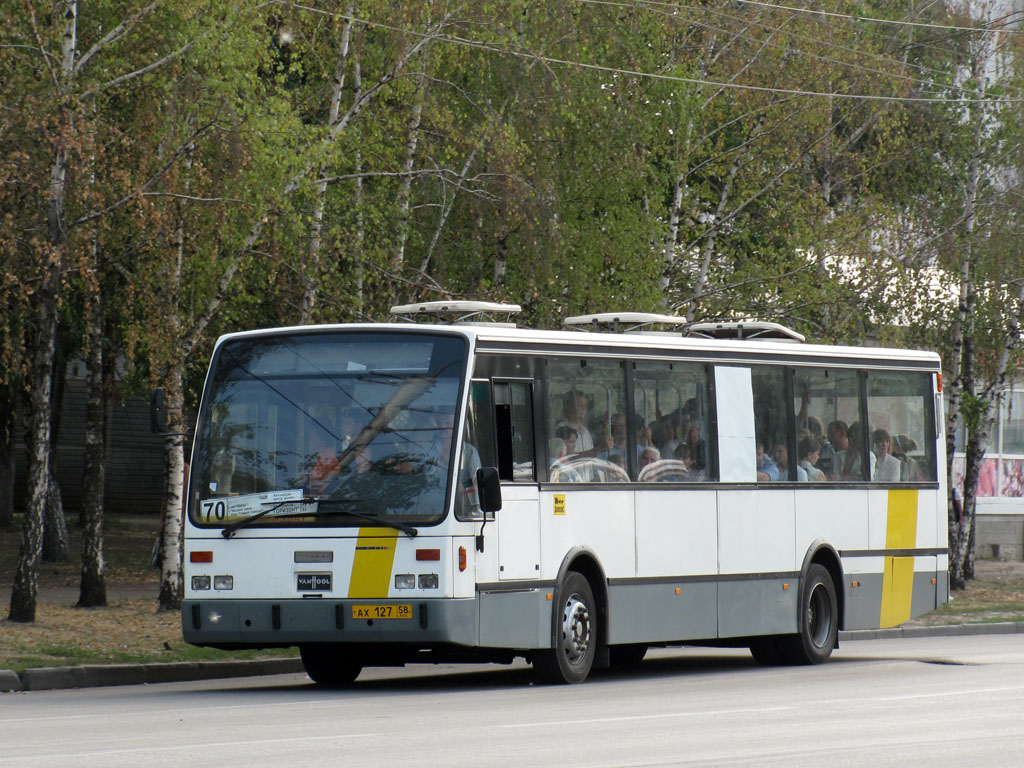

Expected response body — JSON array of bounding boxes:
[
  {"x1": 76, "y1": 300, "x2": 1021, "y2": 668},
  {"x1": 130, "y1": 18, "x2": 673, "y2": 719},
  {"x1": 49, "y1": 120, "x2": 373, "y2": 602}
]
[
  {"x1": 731, "y1": 0, "x2": 1024, "y2": 34},
  {"x1": 287, "y1": 3, "x2": 1024, "y2": 104}
]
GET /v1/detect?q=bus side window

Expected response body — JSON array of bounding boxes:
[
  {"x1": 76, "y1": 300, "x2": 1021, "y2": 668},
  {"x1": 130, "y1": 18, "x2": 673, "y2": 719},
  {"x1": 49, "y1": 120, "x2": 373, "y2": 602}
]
[
  {"x1": 457, "y1": 380, "x2": 496, "y2": 521},
  {"x1": 494, "y1": 381, "x2": 535, "y2": 481},
  {"x1": 866, "y1": 370, "x2": 937, "y2": 483}
]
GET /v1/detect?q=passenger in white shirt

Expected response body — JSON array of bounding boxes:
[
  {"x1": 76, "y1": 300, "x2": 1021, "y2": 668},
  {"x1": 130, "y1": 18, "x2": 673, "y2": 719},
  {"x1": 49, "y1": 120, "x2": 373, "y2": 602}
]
[
  {"x1": 798, "y1": 435, "x2": 825, "y2": 481},
  {"x1": 872, "y1": 428, "x2": 902, "y2": 483}
]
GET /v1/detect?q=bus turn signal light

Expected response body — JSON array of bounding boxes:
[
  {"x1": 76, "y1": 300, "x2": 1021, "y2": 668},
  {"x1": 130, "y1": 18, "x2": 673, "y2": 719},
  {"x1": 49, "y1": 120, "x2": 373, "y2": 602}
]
[
  {"x1": 458, "y1": 546, "x2": 467, "y2": 572},
  {"x1": 190, "y1": 551, "x2": 213, "y2": 563}
]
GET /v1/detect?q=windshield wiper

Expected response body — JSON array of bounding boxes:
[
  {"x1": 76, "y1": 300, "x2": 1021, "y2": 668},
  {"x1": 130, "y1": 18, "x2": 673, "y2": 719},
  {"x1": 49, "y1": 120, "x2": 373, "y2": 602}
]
[
  {"x1": 318, "y1": 501, "x2": 418, "y2": 537},
  {"x1": 221, "y1": 497, "x2": 418, "y2": 539},
  {"x1": 221, "y1": 497, "x2": 320, "y2": 538}
]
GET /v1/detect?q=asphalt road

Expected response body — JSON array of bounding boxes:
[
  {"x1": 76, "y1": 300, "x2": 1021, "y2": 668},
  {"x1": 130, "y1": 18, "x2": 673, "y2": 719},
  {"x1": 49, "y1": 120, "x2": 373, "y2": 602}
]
[{"x1": 2, "y1": 635, "x2": 1023, "y2": 768}]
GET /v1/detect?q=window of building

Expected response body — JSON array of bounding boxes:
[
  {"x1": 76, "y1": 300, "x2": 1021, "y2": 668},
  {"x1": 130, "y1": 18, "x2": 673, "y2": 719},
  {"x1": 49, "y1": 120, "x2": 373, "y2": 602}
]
[{"x1": 1000, "y1": 391, "x2": 1024, "y2": 455}]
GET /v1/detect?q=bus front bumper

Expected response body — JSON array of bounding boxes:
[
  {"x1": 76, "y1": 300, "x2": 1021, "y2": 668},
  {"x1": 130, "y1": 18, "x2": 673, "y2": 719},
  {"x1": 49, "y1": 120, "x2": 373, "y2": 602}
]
[{"x1": 182, "y1": 598, "x2": 478, "y2": 647}]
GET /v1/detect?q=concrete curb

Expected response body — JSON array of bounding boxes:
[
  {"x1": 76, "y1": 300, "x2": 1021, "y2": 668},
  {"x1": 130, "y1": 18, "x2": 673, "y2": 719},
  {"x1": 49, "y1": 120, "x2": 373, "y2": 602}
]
[
  {"x1": 839, "y1": 621, "x2": 1024, "y2": 642},
  {"x1": 2, "y1": 624, "x2": 1021, "y2": 693},
  {"x1": 2, "y1": 657, "x2": 304, "y2": 694}
]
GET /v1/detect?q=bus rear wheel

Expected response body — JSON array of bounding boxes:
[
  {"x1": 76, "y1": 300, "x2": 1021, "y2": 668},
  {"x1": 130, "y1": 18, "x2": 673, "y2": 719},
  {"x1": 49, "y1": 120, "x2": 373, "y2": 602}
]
[
  {"x1": 534, "y1": 571, "x2": 596, "y2": 684},
  {"x1": 779, "y1": 564, "x2": 838, "y2": 665},
  {"x1": 300, "y1": 643, "x2": 363, "y2": 687}
]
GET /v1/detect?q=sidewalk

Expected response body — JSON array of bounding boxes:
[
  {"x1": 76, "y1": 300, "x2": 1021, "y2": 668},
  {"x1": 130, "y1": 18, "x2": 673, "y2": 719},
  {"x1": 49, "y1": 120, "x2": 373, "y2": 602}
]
[{"x1": 3, "y1": 623, "x2": 1021, "y2": 694}]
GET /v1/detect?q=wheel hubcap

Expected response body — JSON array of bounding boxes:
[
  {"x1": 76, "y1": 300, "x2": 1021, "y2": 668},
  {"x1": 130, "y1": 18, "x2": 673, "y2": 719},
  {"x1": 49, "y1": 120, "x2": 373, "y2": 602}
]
[{"x1": 560, "y1": 593, "x2": 591, "y2": 664}]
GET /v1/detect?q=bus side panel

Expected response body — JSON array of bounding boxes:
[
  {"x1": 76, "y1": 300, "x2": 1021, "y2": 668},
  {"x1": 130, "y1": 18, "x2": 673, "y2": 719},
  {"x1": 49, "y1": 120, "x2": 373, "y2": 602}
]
[
  {"x1": 611, "y1": 488, "x2": 718, "y2": 644},
  {"x1": 795, "y1": 488, "x2": 870, "y2": 555},
  {"x1": 910, "y1": 557, "x2": 939, "y2": 618},
  {"x1": 718, "y1": 490, "x2": 796, "y2": 575},
  {"x1": 718, "y1": 578, "x2": 798, "y2": 638},
  {"x1": 478, "y1": 588, "x2": 549, "y2": 649},
  {"x1": 634, "y1": 490, "x2": 718, "y2": 578},
  {"x1": 717, "y1": 490, "x2": 797, "y2": 638},
  {"x1": 538, "y1": 489, "x2": 636, "y2": 580},
  {"x1": 607, "y1": 582, "x2": 718, "y2": 644},
  {"x1": 842, "y1": 564, "x2": 885, "y2": 630}
]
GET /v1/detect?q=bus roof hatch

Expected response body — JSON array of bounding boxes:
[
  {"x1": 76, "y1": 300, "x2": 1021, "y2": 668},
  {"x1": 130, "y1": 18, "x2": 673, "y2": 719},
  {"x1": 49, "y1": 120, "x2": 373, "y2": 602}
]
[
  {"x1": 684, "y1": 321, "x2": 805, "y2": 343},
  {"x1": 389, "y1": 300, "x2": 522, "y2": 326},
  {"x1": 563, "y1": 312, "x2": 690, "y2": 335}
]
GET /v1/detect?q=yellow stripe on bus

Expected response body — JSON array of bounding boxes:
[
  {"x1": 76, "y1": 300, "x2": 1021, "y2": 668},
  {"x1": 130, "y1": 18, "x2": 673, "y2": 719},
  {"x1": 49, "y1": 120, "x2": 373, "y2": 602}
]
[
  {"x1": 348, "y1": 527, "x2": 399, "y2": 599},
  {"x1": 879, "y1": 489, "x2": 918, "y2": 628}
]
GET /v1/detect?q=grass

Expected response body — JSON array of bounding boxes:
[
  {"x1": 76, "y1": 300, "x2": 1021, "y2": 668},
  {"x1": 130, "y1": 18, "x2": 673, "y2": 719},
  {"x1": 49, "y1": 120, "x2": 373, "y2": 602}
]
[
  {"x1": 2, "y1": 514, "x2": 1023, "y2": 675},
  {"x1": 908, "y1": 559, "x2": 1024, "y2": 626}
]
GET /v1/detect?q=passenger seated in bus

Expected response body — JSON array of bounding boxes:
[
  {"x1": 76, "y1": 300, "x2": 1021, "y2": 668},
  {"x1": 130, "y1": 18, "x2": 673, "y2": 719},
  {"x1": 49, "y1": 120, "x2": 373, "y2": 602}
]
[
  {"x1": 554, "y1": 425, "x2": 579, "y2": 457},
  {"x1": 798, "y1": 435, "x2": 826, "y2": 481},
  {"x1": 673, "y1": 443, "x2": 705, "y2": 481},
  {"x1": 598, "y1": 413, "x2": 642, "y2": 465},
  {"x1": 756, "y1": 440, "x2": 779, "y2": 481},
  {"x1": 824, "y1": 420, "x2": 849, "y2": 478},
  {"x1": 773, "y1": 441, "x2": 807, "y2": 481},
  {"x1": 872, "y1": 429, "x2": 901, "y2": 482},
  {"x1": 548, "y1": 437, "x2": 583, "y2": 482},
  {"x1": 839, "y1": 422, "x2": 875, "y2": 480},
  {"x1": 638, "y1": 445, "x2": 661, "y2": 473},
  {"x1": 895, "y1": 434, "x2": 920, "y2": 480}
]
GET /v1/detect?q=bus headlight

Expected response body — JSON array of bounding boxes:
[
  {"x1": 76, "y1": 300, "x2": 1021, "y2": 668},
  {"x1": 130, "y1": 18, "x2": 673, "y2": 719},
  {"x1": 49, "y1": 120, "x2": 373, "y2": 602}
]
[
  {"x1": 191, "y1": 575, "x2": 211, "y2": 590},
  {"x1": 214, "y1": 575, "x2": 234, "y2": 590},
  {"x1": 418, "y1": 574, "x2": 439, "y2": 589},
  {"x1": 395, "y1": 574, "x2": 416, "y2": 590}
]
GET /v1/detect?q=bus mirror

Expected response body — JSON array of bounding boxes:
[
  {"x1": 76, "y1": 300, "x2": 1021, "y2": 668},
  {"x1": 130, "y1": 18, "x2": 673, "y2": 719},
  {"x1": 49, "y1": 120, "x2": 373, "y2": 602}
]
[
  {"x1": 476, "y1": 467, "x2": 502, "y2": 514},
  {"x1": 150, "y1": 388, "x2": 168, "y2": 434}
]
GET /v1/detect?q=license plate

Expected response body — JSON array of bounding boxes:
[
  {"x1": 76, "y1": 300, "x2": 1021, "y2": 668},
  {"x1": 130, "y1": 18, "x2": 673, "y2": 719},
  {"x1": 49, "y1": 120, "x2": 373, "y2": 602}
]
[
  {"x1": 352, "y1": 604, "x2": 412, "y2": 620},
  {"x1": 297, "y1": 573, "x2": 332, "y2": 591}
]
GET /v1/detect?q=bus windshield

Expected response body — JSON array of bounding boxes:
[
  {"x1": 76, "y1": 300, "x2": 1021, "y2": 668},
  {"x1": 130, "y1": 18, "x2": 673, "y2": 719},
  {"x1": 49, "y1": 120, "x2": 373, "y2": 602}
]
[{"x1": 189, "y1": 331, "x2": 468, "y2": 530}]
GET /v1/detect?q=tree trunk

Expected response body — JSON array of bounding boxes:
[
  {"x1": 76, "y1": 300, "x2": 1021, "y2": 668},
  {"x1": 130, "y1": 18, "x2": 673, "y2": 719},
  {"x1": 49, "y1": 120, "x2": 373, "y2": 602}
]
[
  {"x1": 157, "y1": 363, "x2": 186, "y2": 611},
  {"x1": 393, "y1": 71, "x2": 427, "y2": 285},
  {"x1": 42, "y1": 461, "x2": 69, "y2": 562},
  {"x1": 8, "y1": 288, "x2": 60, "y2": 622},
  {"x1": 79, "y1": 294, "x2": 108, "y2": 606},
  {"x1": 42, "y1": 353, "x2": 69, "y2": 563},
  {"x1": 947, "y1": 44, "x2": 985, "y2": 592}
]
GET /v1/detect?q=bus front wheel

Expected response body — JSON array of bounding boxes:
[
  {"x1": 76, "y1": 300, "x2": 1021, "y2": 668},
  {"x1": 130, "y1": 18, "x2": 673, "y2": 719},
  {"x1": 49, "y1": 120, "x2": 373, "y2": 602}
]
[
  {"x1": 300, "y1": 643, "x2": 362, "y2": 687},
  {"x1": 779, "y1": 564, "x2": 838, "y2": 665},
  {"x1": 534, "y1": 571, "x2": 596, "y2": 684}
]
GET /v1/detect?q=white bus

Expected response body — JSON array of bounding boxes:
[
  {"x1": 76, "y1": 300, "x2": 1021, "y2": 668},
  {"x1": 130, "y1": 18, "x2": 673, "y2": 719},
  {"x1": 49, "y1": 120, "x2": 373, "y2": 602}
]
[{"x1": 180, "y1": 303, "x2": 948, "y2": 685}]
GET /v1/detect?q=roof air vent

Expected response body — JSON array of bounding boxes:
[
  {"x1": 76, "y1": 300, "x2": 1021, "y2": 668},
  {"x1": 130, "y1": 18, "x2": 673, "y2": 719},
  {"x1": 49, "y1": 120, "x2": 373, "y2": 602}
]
[{"x1": 389, "y1": 301, "x2": 522, "y2": 327}]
